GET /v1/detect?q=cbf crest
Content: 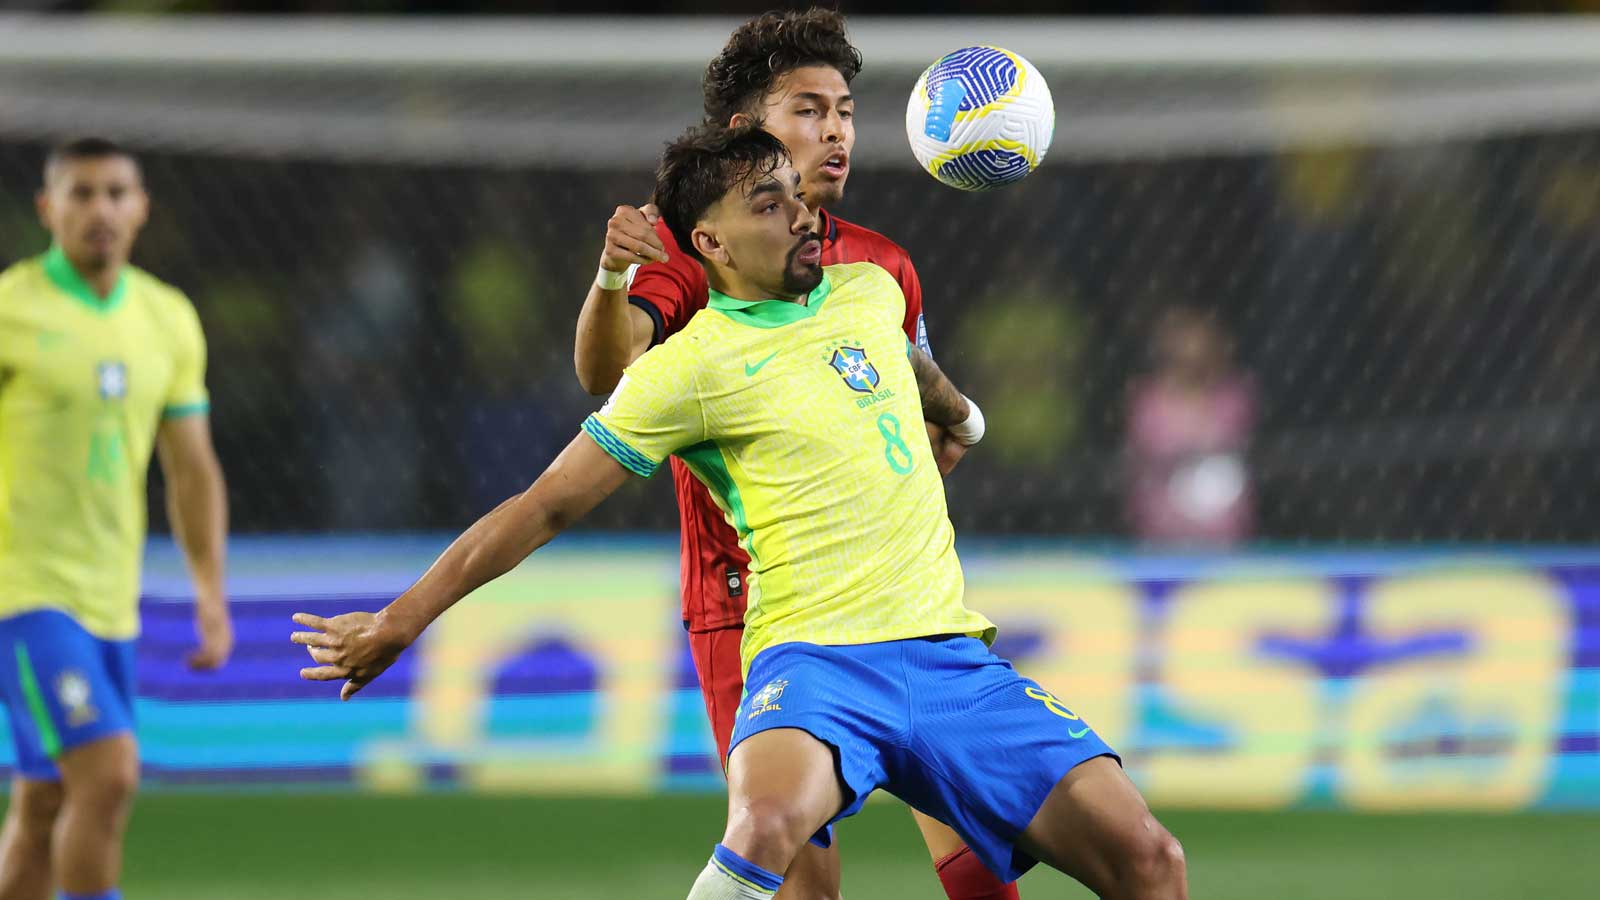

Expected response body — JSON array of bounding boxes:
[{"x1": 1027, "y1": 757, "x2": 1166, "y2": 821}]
[
  {"x1": 828, "y1": 346, "x2": 880, "y2": 394},
  {"x1": 747, "y1": 679, "x2": 788, "y2": 720},
  {"x1": 96, "y1": 361, "x2": 127, "y2": 401},
  {"x1": 55, "y1": 671, "x2": 98, "y2": 727}
]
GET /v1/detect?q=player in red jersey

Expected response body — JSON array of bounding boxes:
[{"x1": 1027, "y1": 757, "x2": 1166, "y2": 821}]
[{"x1": 573, "y1": 10, "x2": 1015, "y2": 900}]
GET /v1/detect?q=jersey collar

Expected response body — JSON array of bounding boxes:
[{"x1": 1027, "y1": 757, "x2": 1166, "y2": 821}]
[
  {"x1": 42, "y1": 243, "x2": 128, "y2": 314},
  {"x1": 707, "y1": 273, "x2": 833, "y2": 329},
  {"x1": 818, "y1": 207, "x2": 838, "y2": 247}
]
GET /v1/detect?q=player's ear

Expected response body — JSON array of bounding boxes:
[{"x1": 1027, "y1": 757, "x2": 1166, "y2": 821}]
[
  {"x1": 729, "y1": 112, "x2": 753, "y2": 129},
  {"x1": 130, "y1": 185, "x2": 151, "y2": 230},
  {"x1": 33, "y1": 189, "x2": 49, "y2": 230},
  {"x1": 692, "y1": 227, "x2": 727, "y2": 265}
]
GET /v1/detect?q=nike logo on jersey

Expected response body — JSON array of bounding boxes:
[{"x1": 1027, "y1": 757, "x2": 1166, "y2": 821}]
[{"x1": 745, "y1": 352, "x2": 778, "y2": 376}]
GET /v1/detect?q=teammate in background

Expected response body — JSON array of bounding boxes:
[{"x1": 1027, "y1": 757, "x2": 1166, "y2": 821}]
[
  {"x1": 294, "y1": 125, "x2": 1186, "y2": 900},
  {"x1": 572, "y1": 11, "x2": 1007, "y2": 898},
  {"x1": 0, "y1": 138, "x2": 232, "y2": 900}
]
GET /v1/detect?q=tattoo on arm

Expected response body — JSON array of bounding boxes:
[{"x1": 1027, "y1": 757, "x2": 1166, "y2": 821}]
[{"x1": 910, "y1": 347, "x2": 970, "y2": 427}]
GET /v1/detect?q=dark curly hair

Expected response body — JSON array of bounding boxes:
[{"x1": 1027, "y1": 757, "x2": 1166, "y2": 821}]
[
  {"x1": 702, "y1": 7, "x2": 863, "y2": 127},
  {"x1": 655, "y1": 124, "x2": 791, "y2": 263}
]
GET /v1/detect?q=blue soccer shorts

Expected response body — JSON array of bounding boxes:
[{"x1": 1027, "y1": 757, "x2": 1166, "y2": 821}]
[
  {"x1": 729, "y1": 634, "x2": 1119, "y2": 883},
  {"x1": 0, "y1": 609, "x2": 137, "y2": 781}
]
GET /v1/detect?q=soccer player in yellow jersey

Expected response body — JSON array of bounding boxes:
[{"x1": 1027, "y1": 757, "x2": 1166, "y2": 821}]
[
  {"x1": 0, "y1": 138, "x2": 232, "y2": 900},
  {"x1": 293, "y1": 126, "x2": 1186, "y2": 900}
]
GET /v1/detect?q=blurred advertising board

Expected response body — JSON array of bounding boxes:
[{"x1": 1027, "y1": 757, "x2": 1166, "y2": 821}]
[{"x1": 6, "y1": 535, "x2": 1592, "y2": 810}]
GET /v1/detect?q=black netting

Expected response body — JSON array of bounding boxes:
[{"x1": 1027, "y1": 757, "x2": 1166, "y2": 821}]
[{"x1": 3, "y1": 128, "x2": 1596, "y2": 542}]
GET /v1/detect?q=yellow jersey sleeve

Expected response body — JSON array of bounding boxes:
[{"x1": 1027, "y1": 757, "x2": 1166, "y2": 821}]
[
  {"x1": 582, "y1": 332, "x2": 706, "y2": 477},
  {"x1": 162, "y1": 292, "x2": 210, "y2": 417}
]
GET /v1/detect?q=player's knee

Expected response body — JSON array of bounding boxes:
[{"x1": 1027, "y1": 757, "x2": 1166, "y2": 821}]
[
  {"x1": 8, "y1": 781, "x2": 64, "y2": 838},
  {"x1": 97, "y1": 763, "x2": 139, "y2": 811},
  {"x1": 725, "y1": 798, "x2": 816, "y2": 863},
  {"x1": 1123, "y1": 820, "x2": 1186, "y2": 897},
  {"x1": 72, "y1": 758, "x2": 139, "y2": 818},
  {"x1": 1153, "y1": 832, "x2": 1186, "y2": 888}
]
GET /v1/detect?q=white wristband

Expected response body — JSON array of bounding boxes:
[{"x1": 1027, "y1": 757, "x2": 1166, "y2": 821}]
[
  {"x1": 949, "y1": 395, "x2": 985, "y2": 446},
  {"x1": 596, "y1": 263, "x2": 634, "y2": 291}
]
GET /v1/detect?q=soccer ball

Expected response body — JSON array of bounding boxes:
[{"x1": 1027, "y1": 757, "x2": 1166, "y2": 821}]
[{"x1": 905, "y1": 46, "x2": 1055, "y2": 192}]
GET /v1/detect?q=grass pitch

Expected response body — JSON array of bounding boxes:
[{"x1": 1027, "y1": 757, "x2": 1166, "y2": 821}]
[{"x1": 90, "y1": 792, "x2": 1599, "y2": 899}]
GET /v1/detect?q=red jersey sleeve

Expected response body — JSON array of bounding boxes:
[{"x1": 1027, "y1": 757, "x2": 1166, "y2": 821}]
[
  {"x1": 626, "y1": 219, "x2": 710, "y2": 346},
  {"x1": 894, "y1": 253, "x2": 930, "y2": 355},
  {"x1": 823, "y1": 213, "x2": 932, "y2": 356}
]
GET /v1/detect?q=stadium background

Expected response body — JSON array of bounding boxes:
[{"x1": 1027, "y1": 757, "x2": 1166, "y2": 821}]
[{"x1": 1, "y1": 5, "x2": 1599, "y2": 898}]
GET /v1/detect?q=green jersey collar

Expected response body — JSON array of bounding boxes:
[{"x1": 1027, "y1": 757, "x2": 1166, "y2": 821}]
[
  {"x1": 42, "y1": 243, "x2": 128, "y2": 314},
  {"x1": 707, "y1": 274, "x2": 831, "y2": 329}
]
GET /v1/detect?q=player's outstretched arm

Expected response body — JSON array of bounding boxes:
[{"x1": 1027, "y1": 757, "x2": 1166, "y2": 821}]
[
  {"x1": 291, "y1": 432, "x2": 633, "y2": 700},
  {"x1": 156, "y1": 414, "x2": 233, "y2": 671},
  {"x1": 573, "y1": 203, "x2": 668, "y2": 394},
  {"x1": 910, "y1": 347, "x2": 986, "y2": 475}
]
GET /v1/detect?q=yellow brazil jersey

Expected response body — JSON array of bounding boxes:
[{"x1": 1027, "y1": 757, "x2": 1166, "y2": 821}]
[
  {"x1": 585, "y1": 261, "x2": 994, "y2": 674},
  {"x1": 0, "y1": 245, "x2": 210, "y2": 639}
]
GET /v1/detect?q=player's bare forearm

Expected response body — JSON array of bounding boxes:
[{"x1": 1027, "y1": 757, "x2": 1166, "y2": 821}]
[
  {"x1": 383, "y1": 434, "x2": 631, "y2": 637},
  {"x1": 293, "y1": 433, "x2": 633, "y2": 698},
  {"x1": 157, "y1": 414, "x2": 232, "y2": 669},
  {"x1": 910, "y1": 347, "x2": 971, "y2": 428},
  {"x1": 158, "y1": 416, "x2": 228, "y2": 596},
  {"x1": 163, "y1": 465, "x2": 227, "y2": 603},
  {"x1": 574, "y1": 284, "x2": 653, "y2": 395},
  {"x1": 381, "y1": 491, "x2": 557, "y2": 641},
  {"x1": 574, "y1": 202, "x2": 669, "y2": 394}
]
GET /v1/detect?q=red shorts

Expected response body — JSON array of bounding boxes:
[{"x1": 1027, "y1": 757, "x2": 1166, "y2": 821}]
[{"x1": 688, "y1": 625, "x2": 746, "y2": 767}]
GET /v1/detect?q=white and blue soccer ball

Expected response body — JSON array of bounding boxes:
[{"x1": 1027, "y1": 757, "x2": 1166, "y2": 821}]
[{"x1": 905, "y1": 46, "x2": 1055, "y2": 192}]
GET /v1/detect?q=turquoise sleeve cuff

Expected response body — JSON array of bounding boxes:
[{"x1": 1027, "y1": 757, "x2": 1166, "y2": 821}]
[
  {"x1": 581, "y1": 415, "x2": 659, "y2": 478},
  {"x1": 161, "y1": 401, "x2": 211, "y2": 419}
]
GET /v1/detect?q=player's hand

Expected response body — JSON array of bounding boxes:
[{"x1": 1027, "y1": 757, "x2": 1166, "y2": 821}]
[
  {"x1": 291, "y1": 610, "x2": 412, "y2": 701},
  {"x1": 187, "y1": 598, "x2": 233, "y2": 671},
  {"x1": 600, "y1": 203, "x2": 668, "y2": 273},
  {"x1": 927, "y1": 421, "x2": 969, "y2": 477}
]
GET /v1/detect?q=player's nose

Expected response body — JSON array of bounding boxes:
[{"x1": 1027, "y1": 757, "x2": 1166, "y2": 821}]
[
  {"x1": 793, "y1": 204, "x2": 818, "y2": 236},
  {"x1": 88, "y1": 194, "x2": 119, "y2": 219}
]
